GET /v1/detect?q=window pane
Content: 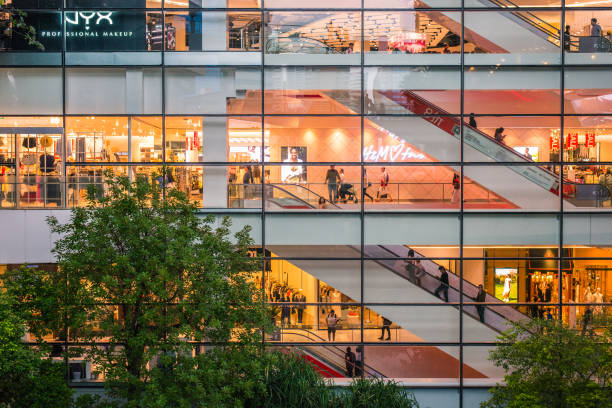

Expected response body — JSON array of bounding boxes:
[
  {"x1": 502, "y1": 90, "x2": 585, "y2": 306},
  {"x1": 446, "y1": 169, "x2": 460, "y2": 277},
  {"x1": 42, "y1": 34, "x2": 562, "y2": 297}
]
[
  {"x1": 66, "y1": 68, "x2": 162, "y2": 114},
  {"x1": 165, "y1": 67, "x2": 261, "y2": 115}
]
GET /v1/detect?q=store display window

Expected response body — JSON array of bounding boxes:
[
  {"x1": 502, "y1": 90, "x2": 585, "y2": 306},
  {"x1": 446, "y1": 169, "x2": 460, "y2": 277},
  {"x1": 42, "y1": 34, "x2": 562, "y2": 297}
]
[{"x1": 163, "y1": 11, "x2": 260, "y2": 52}]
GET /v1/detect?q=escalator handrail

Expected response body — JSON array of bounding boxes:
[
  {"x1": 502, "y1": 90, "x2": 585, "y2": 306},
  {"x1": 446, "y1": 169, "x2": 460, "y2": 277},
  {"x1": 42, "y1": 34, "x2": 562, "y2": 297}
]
[
  {"x1": 265, "y1": 184, "x2": 317, "y2": 209},
  {"x1": 482, "y1": 0, "x2": 561, "y2": 42},
  {"x1": 266, "y1": 36, "x2": 341, "y2": 54},
  {"x1": 275, "y1": 183, "x2": 343, "y2": 209},
  {"x1": 396, "y1": 90, "x2": 575, "y2": 191},
  {"x1": 281, "y1": 328, "x2": 385, "y2": 378},
  {"x1": 371, "y1": 244, "x2": 528, "y2": 328}
]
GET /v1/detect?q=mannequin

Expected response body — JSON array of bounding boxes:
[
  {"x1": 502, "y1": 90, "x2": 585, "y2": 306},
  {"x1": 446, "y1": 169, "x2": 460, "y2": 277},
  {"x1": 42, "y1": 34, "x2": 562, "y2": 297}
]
[
  {"x1": 593, "y1": 288, "x2": 604, "y2": 315},
  {"x1": 584, "y1": 286, "x2": 593, "y2": 303}
]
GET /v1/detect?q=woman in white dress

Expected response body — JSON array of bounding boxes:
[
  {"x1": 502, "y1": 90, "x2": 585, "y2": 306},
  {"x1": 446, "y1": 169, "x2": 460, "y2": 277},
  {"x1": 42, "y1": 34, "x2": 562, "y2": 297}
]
[{"x1": 502, "y1": 275, "x2": 512, "y2": 302}]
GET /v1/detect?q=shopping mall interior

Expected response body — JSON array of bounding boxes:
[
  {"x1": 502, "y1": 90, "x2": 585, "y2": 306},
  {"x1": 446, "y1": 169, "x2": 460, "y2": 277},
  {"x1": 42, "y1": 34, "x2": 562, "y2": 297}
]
[{"x1": 1, "y1": 0, "x2": 612, "y2": 406}]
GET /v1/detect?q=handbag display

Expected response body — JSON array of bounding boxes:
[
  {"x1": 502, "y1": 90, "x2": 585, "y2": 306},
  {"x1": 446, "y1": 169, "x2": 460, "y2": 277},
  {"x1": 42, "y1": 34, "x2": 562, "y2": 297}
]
[
  {"x1": 21, "y1": 153, "x2": 37, "y2": 166},
  {"x1": 22, "y1": 137, "x2": 37, "y2": 149}
]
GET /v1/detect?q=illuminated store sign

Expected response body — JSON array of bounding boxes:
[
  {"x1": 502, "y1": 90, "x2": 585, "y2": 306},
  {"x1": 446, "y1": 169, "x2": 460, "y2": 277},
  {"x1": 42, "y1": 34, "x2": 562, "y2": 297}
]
[
  {"x1": 363, "y1": 143, "x2": 426, "y2": 162},
  {"x1": 40, "y1": 12, "x2": 134, "y2": 41},
  {"x1": 25, "y1": 10, "x2": 145, "y2": 51}
]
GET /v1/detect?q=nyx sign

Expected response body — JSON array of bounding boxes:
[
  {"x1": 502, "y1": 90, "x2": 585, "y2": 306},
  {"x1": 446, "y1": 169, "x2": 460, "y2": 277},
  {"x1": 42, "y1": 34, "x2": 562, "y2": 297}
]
[{"x1": 23, "y1": 10, "x2": 146, "y2": 51}]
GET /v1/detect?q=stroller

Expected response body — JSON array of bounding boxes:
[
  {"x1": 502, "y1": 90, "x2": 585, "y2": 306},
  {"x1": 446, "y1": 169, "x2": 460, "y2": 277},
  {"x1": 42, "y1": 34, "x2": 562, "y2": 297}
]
[{"x1": 338, "y1": 183, "x2": 358, "y2": 203}]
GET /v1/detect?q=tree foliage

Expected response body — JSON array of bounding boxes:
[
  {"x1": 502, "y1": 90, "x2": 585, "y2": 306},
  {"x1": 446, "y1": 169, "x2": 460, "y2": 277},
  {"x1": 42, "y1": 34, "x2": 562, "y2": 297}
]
[
  {"x1": 4, "y1": 171, "x2": 271, "y2": 406},
  {"x1": 482, "y1": 319, "x2": 612, "y2": 408},
  {"x1": 0, "y1": 0, "x2": 44, "y2": 50},
  {"x1": 0, "y1": 291, "x2": 72, "y2": 408}
]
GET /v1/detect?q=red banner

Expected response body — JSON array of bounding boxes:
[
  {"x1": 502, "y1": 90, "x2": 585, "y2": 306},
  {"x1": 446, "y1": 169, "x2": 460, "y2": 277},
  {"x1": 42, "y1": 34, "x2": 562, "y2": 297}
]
[
  {"x1": 585, "y1": 132, "x2": 596, "y2": 148},
  {"x1": 550, "y1": 134, "x2": 560, "y2": 150},
  {"x1": 566, "y1": 133, "x2": 578, "y2": 150}
]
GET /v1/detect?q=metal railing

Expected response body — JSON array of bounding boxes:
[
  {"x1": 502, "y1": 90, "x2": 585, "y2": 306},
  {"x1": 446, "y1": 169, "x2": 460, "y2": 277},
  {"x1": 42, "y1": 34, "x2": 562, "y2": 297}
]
[
  {"x1": 274, "y1": 328, "x2": 385, "y2": 378},
  {"x1": 363, "y1": 245, "x2": 530, "y2": 334}
]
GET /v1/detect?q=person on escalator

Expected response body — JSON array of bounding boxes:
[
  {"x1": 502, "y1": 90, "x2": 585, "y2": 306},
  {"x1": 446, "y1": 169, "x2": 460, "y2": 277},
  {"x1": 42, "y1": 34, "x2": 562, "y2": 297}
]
[
  {"x1": 378, "y1": 316, "x2": 392, "y2": 341},
  {"x1": 414, "y1": 258, "x2": 424, "y2": 286},
  {"x1": 468, "y1": 113, "x2": 477, "y2": 128},
  {"x1": 434, "y1": 266, "x2": 449, "y2": 302},
  {"x1": 344, "y1": 347, "x2": 356, "y2": 377},
  {"x1": 405, "y1": 249, "x2": 417, "y2": 284},
  {"x1": 494, "y1": 127, "x2": 506, "y2": 144},
  {"x1": 476, "y1": 284, "x2": 486, "y2": 323}
]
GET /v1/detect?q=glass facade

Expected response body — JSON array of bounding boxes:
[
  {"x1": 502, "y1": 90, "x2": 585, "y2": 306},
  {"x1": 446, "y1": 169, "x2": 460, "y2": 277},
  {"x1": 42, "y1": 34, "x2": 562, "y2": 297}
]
[{"x1": 1, "y1": 1, "x2": 612, "y2": 406}]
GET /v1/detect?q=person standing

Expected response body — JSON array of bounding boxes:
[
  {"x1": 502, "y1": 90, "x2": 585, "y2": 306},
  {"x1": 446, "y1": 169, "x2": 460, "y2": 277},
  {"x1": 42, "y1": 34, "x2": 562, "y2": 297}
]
[
  {"x1": 564, "y1": 25, "x2": 572, "y2": 52},
  {"x1": 326, "y1": 310, "x2": 339, "y2": 341},
  {"x1": 281, "y1": 294, "x2": 292, "y2": 327},
  {"x1": 591, "y1": 18, "x2": 602, "y2": 37},
  {"x1": 468, "y1": 113, "x2": 477, "y2": 128},
  {"x1": 475, "y1": 284, "x2": 486, "y2": 323},
  {"x1": 378, "y1": 316, "x2": 391, "y2": 341},
  {"x1": 362, "y1": 167, "x2": 374, "y2": 202},
  {"x1": 434, "y1": 266, "x2": 449, "y2": 302},
  {"x1": 325, "y1": 164, "x2": 341, "y2": 204},
  {"x1": 344, "y1": 347, "x2": 356, "y2": 377},
  {"x1": 292, "y1": 289, "x2": 306, "y2": 325},
  {"x1": 354, "y1": 346, "x2": 363, "y2": 377},
  {"x1": 242, "y1": 166, "x2": 253, "y2": 199},
  {"x1": 405, "y1": 249, "x2": 417, "y2": 284}
]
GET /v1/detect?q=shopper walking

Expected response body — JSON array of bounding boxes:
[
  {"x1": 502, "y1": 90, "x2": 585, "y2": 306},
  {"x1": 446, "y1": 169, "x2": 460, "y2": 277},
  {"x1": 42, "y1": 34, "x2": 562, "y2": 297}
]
[
  {"x1": 475, "y1": 284, "x2": 486, "y2": 323},
  {"x1": 325, "y1": 164, "x2": 341, "y2": 204},
  {"x1": 326, "y1": 310, "x2": 340, "y2": 341},
  {"x1": 581, "y1": 306, "x2": 593, "y2": 336},
  {"x1": 599, "y1": 167, "x2": 612, "y2": 206},
  {"x1": 450, "y1": 173, "x2": 460, "y2": 204},
  {"x1": 377, "y1": 167, "x2": 391, "y2": 202},
  {"x1": 362, "y1": 167, "x2": 374, "y2": 202},
  {"x1": 434, "y1": 266, "x2": 449, "y2": 302},
  {"x1": 378, "y1": 316, "x2": 391, "y2": 341},
  {"x1": 344, "y1": 347, "x2": 356, "y2": 377}
]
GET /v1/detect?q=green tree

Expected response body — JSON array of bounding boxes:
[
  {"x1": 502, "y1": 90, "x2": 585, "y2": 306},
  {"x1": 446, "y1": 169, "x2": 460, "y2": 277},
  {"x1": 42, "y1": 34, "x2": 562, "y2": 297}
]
[
  {"x1": 482, "y1": 319, "x2": 612, "y2": 408},
  {"x1": 338, "y1": 378, "x2": 420, "y2": 408},
  {"x1": 0, "y1": 291, "x2": 72, "y2": 408},
  {"x1": 5, "y1": 171, "x2": 270, "y2": 407},
  {"x1": 0, "y1": 0, "x2": 44, "y2": 50}
]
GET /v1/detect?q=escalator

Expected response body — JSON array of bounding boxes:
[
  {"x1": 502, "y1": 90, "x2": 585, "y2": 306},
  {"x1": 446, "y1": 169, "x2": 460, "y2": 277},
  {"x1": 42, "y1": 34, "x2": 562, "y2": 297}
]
[
  {"x1": 420, "y1": 0, "x2": 561, "y2": 53},
  {"x1": 262, "y1": 183, "x2": 523, "y2": 376},
  {"x1": 329, "y1": 87, "x2": 607, "y2": 208},
  {"x1": 278, "y1": 328, "x2": 385, "y2": 378}
]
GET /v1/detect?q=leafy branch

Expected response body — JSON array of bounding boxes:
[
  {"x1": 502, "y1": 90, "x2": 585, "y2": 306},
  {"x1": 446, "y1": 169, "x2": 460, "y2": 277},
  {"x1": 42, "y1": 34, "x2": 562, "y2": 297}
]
[{"x1": 0, "y1": 1, "x2": 45, "y2": 50}]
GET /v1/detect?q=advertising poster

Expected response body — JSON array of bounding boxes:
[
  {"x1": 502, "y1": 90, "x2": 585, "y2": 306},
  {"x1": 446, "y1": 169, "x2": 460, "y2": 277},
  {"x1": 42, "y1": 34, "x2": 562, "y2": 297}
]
[
  {"x1": 280, "y1": 146, "x2": 307, "y2": 183},
  {"x1": 495, "y1": 268, "x2": 518, "y2": 303}
]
